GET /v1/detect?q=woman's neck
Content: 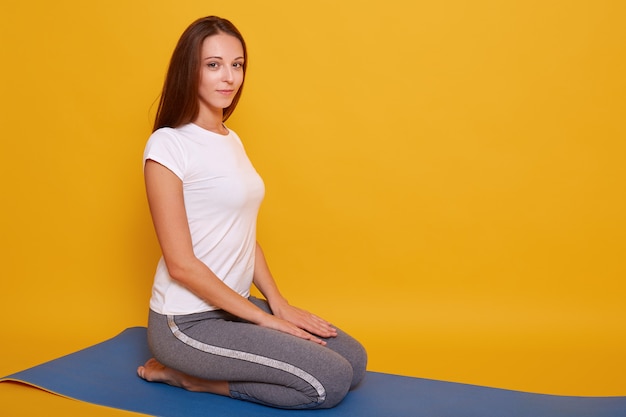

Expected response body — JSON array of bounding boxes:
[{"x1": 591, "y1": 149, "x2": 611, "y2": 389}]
[{"x1": 193, "y1": 111, "x2": 228, "y2": 135}]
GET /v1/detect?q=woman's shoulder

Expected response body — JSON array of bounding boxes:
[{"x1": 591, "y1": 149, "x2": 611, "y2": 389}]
[
  {"x1": 149, "y1": 125, "x2": 182, "y2": 140},
  {"x1": 144, "y1": 126, "x2": 189, "y2": 159},
  {"x1": 146, "y1": 125, "x2": 196, "y2": 150}
]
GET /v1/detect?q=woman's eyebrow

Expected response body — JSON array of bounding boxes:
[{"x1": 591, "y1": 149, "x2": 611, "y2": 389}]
[{"x1": 203, "y1": 56, "x2": 244, "y2": 60}]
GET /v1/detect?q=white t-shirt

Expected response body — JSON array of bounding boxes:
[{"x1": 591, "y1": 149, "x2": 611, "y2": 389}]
[{"x1": 143, "y1": 123, "x2": 265, "y2": 315}]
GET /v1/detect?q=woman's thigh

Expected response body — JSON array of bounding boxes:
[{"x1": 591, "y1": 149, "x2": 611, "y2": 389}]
[
  {"x1": 247, "y1": 296, "x2": 367, "y2": 388},
  {"x1": 148, "y1": 308, "x2": 349, "y2": 384},
  {"x1": 148, "y1": 307, "x2": 355, "y2": 408}
]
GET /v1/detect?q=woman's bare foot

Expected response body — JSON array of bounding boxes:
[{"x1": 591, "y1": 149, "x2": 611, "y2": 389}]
[
  {"x1": 137, "y1": 358, "x2": 230, "y2": 396},
  {"x1": 137, "y1": 358, "x2": 184, "y2": 388}
]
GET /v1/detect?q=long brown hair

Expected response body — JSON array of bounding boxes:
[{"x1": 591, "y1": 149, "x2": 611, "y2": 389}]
[{"x1": 153, "y1": 16, "x2": 247, "y2": 131}]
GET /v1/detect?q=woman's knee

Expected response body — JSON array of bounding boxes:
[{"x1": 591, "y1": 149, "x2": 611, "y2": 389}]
[
  {"x1": 328, "y1": 330, "x2": 368, "y2": 389},
  {"x1": 349, "y1": 341, "x2": 368, "y2": 388},
  {"x1": 316, "y1": 358, "x2": 354, "y2": 409}
]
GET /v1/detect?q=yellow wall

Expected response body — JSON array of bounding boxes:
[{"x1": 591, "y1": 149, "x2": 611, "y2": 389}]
[{"x1": 1, "y1": 0, "x2": 625, "y2": 397}]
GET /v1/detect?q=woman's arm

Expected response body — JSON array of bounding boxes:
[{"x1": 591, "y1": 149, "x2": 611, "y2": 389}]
[
  {"x1": 253, "y1": 242, "x2": 338, "y2": 339},
  {"x1": 145, "y1": 160, "x2": 326, "y2": 344}
]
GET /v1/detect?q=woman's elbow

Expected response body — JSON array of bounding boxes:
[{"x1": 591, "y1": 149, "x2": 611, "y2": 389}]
[{"x1": 163, "y1": 258, "x2": 196, "y2": 284}]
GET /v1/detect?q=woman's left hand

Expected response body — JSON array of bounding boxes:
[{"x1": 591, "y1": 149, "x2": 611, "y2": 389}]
[{"x1": 272, "y1": 302, "x2": 338, "y2": 340}]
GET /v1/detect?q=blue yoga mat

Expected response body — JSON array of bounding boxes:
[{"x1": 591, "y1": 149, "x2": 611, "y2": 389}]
[{"x1": 2, "y1": 327, "x2": 625, "y2": 417}]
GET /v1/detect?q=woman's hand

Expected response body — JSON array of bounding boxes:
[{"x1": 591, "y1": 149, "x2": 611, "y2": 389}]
[
  {"x1": 258, "y1": 314, "x2": 330, "y2": 346},
  {"x1": 270, "y1": 301, "x2": 338, "y2": 341}
]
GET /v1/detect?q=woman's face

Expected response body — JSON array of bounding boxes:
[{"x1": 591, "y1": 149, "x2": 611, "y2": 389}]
[{"x1": 197, "y1": 33, "x2": 245, "y2": 115}]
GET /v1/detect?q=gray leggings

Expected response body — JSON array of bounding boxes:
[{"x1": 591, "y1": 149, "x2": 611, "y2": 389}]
[{"x1": 147, "y1": 297, "x2": 367, "y2": 409}]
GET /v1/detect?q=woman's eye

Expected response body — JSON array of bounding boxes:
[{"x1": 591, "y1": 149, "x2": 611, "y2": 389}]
[
  {"x1": 233, "y1": 62, "x2": 243, "y2": 69},
  {"x1": 207, "y1": 62, "x2": 219, "y2": 69}
]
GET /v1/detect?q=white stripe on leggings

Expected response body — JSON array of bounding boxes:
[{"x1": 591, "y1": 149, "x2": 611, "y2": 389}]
[{"x1": 167, "y1": 315, "x2": 326, "y2": 403}]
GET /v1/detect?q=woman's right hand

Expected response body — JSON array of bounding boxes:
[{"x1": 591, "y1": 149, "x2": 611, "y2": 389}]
[{"x1": 258, "y1": 314, "x2": 327, "y2": 346}]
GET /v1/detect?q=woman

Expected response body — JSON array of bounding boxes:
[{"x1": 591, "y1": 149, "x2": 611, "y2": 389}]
[{"x1": 137, "y1": 16, "x2": 367, "y2": 409}]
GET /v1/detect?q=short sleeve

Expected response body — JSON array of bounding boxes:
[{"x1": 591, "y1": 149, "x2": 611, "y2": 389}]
[{"x1": 143, "y1": 128, "x2": 186, "y2": 180}]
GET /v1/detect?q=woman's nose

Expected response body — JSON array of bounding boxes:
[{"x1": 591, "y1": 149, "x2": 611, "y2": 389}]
[{"x1": 222, "y1": 66, "x2": 234, "y2": 83}]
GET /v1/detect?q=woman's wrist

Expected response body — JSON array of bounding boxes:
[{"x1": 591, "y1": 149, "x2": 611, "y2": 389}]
[{"x1": 267, "y1": 295, "x2": 289, "y2": 314}]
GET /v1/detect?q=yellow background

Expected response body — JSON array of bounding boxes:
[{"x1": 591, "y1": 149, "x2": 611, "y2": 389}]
[{"x1": 1, "y1": 0, "x2": 625, "y2": 414}]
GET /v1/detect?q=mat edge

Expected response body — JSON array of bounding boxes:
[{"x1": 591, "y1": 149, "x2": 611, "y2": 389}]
[{"x1": 0, "y1": 377, "x2": 150, "y2": 416}]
